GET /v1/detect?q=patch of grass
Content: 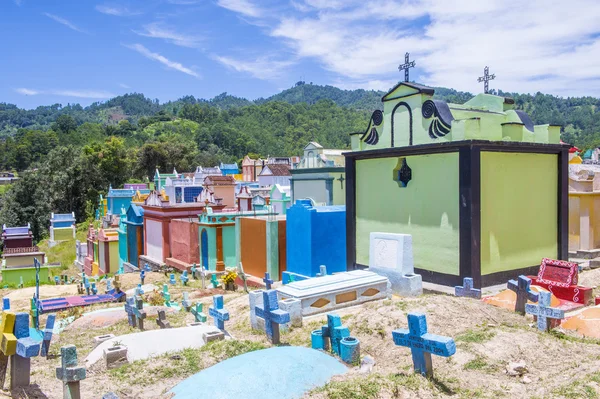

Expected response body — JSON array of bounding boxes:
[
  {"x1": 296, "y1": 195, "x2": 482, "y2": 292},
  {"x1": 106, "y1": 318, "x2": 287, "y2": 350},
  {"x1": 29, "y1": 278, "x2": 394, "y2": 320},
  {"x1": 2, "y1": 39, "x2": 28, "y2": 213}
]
[
  {"x1": 553, "y1": 380, "x2": 597, "y2": 399},
  {"x1": 549, "y1": 330, "x2": 600, "y2": 346},
  {"x1": 199, "y1": 339, "x2": 266, "y2": 362},
  {"x1": 386, "y1": 372, "x2": 425, "y2": 392},
  {"x1": 463, "y1": 355, "x2": 498, "y2": 372},
  {"x1": 314, "y1": 374, "x2": 384, "y2": 399},
  {"x1": 456, "y1": 328, "x2": 496, "y2": 344}
]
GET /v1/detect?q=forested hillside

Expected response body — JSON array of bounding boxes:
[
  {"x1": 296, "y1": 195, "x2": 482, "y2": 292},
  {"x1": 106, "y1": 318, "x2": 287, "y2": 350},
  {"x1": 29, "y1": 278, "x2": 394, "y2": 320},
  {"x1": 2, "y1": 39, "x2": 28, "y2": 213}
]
[{"x1": 1, "y1": 82, "x2": 600, "y2": 240}]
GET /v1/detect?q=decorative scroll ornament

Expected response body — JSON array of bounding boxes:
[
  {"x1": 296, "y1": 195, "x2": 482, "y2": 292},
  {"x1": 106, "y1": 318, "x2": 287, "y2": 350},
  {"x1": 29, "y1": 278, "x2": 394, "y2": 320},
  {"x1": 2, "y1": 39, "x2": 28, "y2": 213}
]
[
  {"x1": 362, "y1": 109, "x2": 384, "y2": 145},
  {"x1": 422, "y1": 100, "x2": 454, "y2": 139}
]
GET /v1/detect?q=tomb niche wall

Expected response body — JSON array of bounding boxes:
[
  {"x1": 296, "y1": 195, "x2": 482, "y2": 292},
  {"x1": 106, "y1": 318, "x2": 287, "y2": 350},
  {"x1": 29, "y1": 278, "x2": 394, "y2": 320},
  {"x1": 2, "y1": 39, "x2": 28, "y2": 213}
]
[
  {"x1": 355, "y1": 153, "x2": 460, "y2": 277},
  {"x1": 480, "y1": 152, "x2": 558, "y2": 276}
]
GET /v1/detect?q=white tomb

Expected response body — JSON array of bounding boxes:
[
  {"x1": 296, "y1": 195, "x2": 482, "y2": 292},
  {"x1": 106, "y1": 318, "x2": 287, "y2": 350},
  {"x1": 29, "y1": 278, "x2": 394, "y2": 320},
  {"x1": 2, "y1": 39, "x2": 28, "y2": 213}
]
[
  {"x1": 276, "y1": 270, "x2": 390, "y2": 317},
  {"x1": 368, "y1": 232, "x2": 422, "y2": 297}
]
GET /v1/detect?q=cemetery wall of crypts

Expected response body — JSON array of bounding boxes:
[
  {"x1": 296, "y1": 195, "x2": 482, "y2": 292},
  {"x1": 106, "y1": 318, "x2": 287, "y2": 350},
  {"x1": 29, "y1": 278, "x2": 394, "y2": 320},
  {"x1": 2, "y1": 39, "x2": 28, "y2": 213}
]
[
  {"x1": 480, "y1": 152, "x2": 558, "y2": 275},
  {"x1": 355, "y1": 153, "x2": 460, "y2": 275},
  {"x1": 145, "y1": 219, "x2": 163, "y2": 261}
]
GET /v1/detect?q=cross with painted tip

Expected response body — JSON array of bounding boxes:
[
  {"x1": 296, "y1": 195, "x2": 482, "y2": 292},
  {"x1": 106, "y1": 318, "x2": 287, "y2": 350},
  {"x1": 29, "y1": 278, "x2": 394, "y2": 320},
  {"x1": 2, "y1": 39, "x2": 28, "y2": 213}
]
[
  {"x1": 507, "y1": 275, "x2": 539, "y2": 314},
  {"x1": 181, "y1": 292, "x2": 192, "y2": 311},
  {"x1": 392, "y1": 312, "x2": 456, "y2": 378},
  {"x1": 191, "y1": 303, "x2": 207, "y2": 323},
  {"x1": 41, "y1": 314, "x2": 56, "y2": 358},
  {"x1": 525, "y1": 291, "x2": 564, "y2": 332},
  {"x1": 56, "y1": 345, "x2": 86, "y2": 399},
  {"x1": 208, "y1": 295, "x2": 229, "y2": 331},
  {"x1": 263, "y1": 272, "x2": 273, "y2": 290},
  {"x1": 54, "y1": 276, "x2": 60, "y2": 285},
  {"x1": 124, "y1": 297, "x2": 137, "y2": 328},
  {"x1": 162, "y1": 284, "x2": 174, "y2": 307},
  {"x1": 140, "y1": 269, "x2": 146, "y2": 285},
  {"x1": 255, "y1": 290, "x2": 290, "y2": 344},
  {"x1": 156, "y1": 310, "x2": 171, "y2": 329},
  {"x1": 455, "y1": 277, "x2": 482, "y2": 299}
]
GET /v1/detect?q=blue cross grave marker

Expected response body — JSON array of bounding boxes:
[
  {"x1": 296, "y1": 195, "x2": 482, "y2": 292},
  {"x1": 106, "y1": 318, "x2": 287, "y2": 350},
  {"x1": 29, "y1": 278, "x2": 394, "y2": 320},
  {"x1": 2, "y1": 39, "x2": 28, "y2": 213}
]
[
  {"x1": 392, "y1": 312, "x2": 456, "y2": 378},
  {"x1": 124, "y1": 297, "x2": 137, "y2": 328},
  {"x1": 191, "y1": 264, "x2": 198, "y2": 280},
  {"x1": 54, "y1": 276, "x2": 59, "y2": 286},
  {"x1": 91, "y1": 282, "x2": 98, "y2": 295},
  {"x1": 322, "y1": 314, "x2": 349, "y2": 355},
  {"x1": 525, "y1": 291, "x2": 564, "y2": 332},
  {"x1": 507, "y1": 275, "x2": 539, "y2": 314},
  {"x1": 133, "y1": 297, "x2": 146, "y2": 331},
  {"x1": 56, "y1": 345, "x2": 86, "y2": 399},
  {"x1": 455, "y1": 277, "x2": 482, "y2": 299},
  {"x1": 255, "y1": 290, "x2": 290, "y2": 344},
  {"x1": 191, "y1": 303, "x2": 207, "y2": 323},
  {"x1": 169, "y1": 273, "x2": 176, "y2": 285},
  {"x1": 208, "y1": 295, "x2": 229, "y2": 331},
  {"x1": 40, "y1": 314, "x2": 56, "y2": 358},
  {"x1": 135, "y1": 284, "x2": 144, "y2": 297},
  {"x1": 15, "y1": 312, "x2": 40, "y2": 358},
  {"x1": 180, "y1": 271, "x2": 189, "y2": 286},
  {"x1": 140, "y1": 269, "x2": 146, "y2": 285},
  {"x1": 84, "y1": 277, "x2": 91, "y2": 296},
  {"x1": 263, "y1": 272, "x2": 273, "y2": 290},
  {"x1": 210, "y1": 274, "x2": 219, "y2": 288}
]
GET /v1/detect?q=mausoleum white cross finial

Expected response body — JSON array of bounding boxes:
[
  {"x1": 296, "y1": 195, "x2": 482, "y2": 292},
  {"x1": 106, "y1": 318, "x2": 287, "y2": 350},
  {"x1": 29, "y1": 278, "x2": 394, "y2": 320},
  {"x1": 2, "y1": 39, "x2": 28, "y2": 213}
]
[
  {"x1": 398, "y1": 52, "x2": 415, "y2": 83},
  {"x1": 477, "y1": 66, "x2": 496, "y2": 94}
]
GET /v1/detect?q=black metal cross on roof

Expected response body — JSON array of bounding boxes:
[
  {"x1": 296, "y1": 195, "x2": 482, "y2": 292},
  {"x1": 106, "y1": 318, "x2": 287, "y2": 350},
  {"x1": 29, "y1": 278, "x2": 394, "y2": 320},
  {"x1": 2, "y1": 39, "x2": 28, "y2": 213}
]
[
  {"x1": 398, "y1": 52, "x2": 416, "y2": 82},
  {"x1": 337, "y1": 174, "x2": 345, "y2": 189},
  {"x1": 477, "y1": 66, "x2": 496, "y2": 94}
]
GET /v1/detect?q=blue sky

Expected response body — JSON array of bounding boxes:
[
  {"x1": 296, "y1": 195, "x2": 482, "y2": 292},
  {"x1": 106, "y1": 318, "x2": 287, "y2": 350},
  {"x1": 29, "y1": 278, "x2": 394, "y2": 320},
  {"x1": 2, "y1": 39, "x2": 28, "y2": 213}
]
[{"x1": 2, "y1": 0, "x2": 600, "y2": 109}]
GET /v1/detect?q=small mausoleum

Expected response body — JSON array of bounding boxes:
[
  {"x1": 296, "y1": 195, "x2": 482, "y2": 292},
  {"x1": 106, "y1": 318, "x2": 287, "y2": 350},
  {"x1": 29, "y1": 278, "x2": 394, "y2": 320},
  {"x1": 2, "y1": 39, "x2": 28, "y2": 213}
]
[
  {"x1": 203, "y1": 175, "x2": 237, "y2": 208},
  {"x1": 154, "y1": 168, "x2": 179, "y2": 191},
  {"x1": 106, "y1": 186, "x2": 136, "y2": 215},
  {"x1": 49, "y1": 212, "x2": 76, "y2": 243},
  {"x1": 345, "y1": 81, "x2": 567, "y2": 287},
  {"x1": 1, "y1": 224, "x2": 51, "y2": 284},
  {"x1": 220, "y1": 162, "x2": 239, "y2": 176},
  {"x1": 286, "y1": 200, "x2": 347, "y2": 277},
  {"x1": 97, "y1": 228, "x2": 119, "y2": 275}
]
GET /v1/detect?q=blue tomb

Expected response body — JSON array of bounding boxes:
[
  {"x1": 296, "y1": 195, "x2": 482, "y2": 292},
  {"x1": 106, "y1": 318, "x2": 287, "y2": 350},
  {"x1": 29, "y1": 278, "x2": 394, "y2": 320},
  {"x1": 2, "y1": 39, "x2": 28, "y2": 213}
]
[{"x1": 286, "y1": 200, "x2": 346, "y2": 277}]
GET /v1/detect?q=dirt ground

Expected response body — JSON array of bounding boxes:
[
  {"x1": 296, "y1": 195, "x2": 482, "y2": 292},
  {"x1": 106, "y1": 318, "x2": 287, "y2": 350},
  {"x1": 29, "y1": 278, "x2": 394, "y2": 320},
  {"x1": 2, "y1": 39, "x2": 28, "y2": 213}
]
[{"x1": 1, "y1": 267, "x2": 600, "y2": 399}]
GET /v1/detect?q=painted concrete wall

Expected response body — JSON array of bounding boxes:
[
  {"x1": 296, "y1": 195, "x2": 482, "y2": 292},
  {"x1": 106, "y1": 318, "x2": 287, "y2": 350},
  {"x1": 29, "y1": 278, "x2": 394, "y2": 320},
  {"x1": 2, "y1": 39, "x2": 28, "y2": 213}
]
[
  {"x1": 53, "y1": 228, "x2": 73, "y2": 241},
  {"x1": 240, "y1": 218, "x2": 267, "y2": 277},
  {"x1": 293, "y1": 179, "x2": 330, "y2": 205},
  {"x1": 223, "y1": 225, "x2": 236, "y2": 267},
  {"x1": 146, "y1": 219, "x2": 163, "y2": 261},
  {"x1": 118, "y1": 230, "x2": 127, "y2": 269},
  {"x1": 569, "y1": 194, "x2": 600, "y2": 252},
  {"x1": 170, "y1": 219, "x2": 199, "y2": 264},
  {"x1": 5, "y1": 255, "x2": 40, "y2": 268},
  {"x1": 480, "y1": 152, "x2": 558, "y2": 275},
  {"x1": 355, "y1": 153, "x2": 460, "y2": 275},
  {"x1": 126, "y1": 224, "x2": 143, "y2": 265},
  {"x1": 107, "y1": 241, "x2": 119, "y2": 274}
]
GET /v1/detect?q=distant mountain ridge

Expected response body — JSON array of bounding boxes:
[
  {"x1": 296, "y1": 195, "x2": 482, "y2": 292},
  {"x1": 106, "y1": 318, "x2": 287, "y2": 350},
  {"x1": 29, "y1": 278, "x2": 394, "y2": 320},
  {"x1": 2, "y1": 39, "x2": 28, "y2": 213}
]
[{"x1": 1, "y1": 82, "x2": 600, "y2": 147}]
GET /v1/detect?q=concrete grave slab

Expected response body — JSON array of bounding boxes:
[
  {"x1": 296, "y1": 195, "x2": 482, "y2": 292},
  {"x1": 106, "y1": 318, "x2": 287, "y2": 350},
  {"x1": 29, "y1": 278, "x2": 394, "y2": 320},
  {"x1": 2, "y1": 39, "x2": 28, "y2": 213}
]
[
  {"x1": 85, "y1": 325, "x2": 229, "y2": 367},
  {"x1": 277, "y1": 270, "x2": 390, "y2": 317},
  {"x1": 368, "y1": 232, "x2": 422, "y2": 297},
  {"x1": 169, "y1": 346, "x2": 347, "y2": 399}
]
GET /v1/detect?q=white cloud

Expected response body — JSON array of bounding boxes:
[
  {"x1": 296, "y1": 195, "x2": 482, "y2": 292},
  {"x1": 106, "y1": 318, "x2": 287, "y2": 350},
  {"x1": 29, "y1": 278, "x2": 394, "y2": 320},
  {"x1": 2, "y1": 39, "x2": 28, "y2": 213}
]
[
  {"x1": 15, "y1": 88, "x2": 115, "y2": 99},
  {"x1": 43, "y1": 13, "x2": 86, "y2": 33},
  {"x1": 133, "y1": 23, "x2": 202, "y2": 48},
  {"x1": 217, "y1": 0, "x2": 261, "y2": 18},
  {"x1": 213, "y1": 54, "x2": 293, "y2": 80},
  {"x1": 95, "y1": 5, "x2": 141, "y2": 16},
  {"x1": 124, "y1": 43, "x2": 200, "y2": 78},
  {"x1": 267, "y1": 0, "x2": 600, "y2": 97},
  {"x1": 15, "y1": 88, "x2": 39, "y2": 95},
  {"x1": 119, "y1": 83, "x2": 131, "y2": 89}
]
